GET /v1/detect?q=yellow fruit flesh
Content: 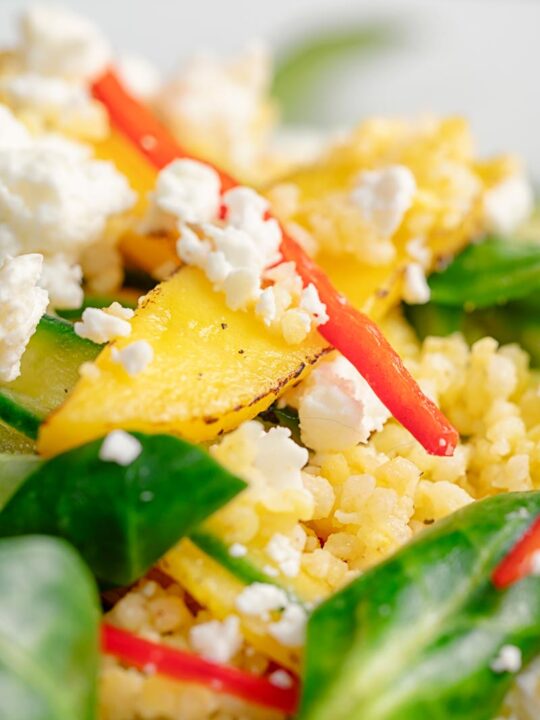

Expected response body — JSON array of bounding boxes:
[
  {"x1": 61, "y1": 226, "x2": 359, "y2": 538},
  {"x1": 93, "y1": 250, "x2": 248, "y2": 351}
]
[
  {"x1": 38, "y1": 266, "x2": 328, "y2": 456},
  {"x1": 161, "y1": 540, "x2": 303, "y2": 672}
]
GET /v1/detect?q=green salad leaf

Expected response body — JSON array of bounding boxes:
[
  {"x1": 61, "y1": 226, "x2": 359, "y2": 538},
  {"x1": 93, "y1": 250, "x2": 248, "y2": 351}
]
[
  {"x1": 0, "y1": 454, "x2": 41, "y2": 508},
  {"x1": 272, "y1": 24, "x2": 397, "y2": 124},
  {"x1": 0, "y1": 535, "x2": 100, "y2": 720},
  {"x1": 300, "y1": 492, "x2": 540, "y2": 720},
  {"x1": 429, "y1": 236, "x2": 540, "y2": 309},
  {"x1": 0, "y1": 433, "x2": 246, "y2": 586}
]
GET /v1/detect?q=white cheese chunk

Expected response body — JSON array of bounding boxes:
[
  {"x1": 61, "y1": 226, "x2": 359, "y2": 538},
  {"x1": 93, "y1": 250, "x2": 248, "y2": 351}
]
[
  {"x1": 189, "y1": 615, "x2": 242, "y2": 664},
  {"x1": 266, "y1": 533, "x2": 302, "y2": 577},
  {"x1": 75, "y1": 307, "x2": 131, "y2": 344},
  {"x1": 491, "y1": 645, "x2": 522, "y2": 674},
  {"x1": 296, "y1": 355, "x2": 391, "y2": 452},
  {"x1": 20, "y1": 4, "x2": 111, "y2": 82},
  {"x1": 402, "y1": 262, "x2": 431, "y2": 305},
  {"x1": 99, "y1": 430, "x2": 142, "y2": 466},
  {"x1": 268, "y1": 604, "x2": 307, "y2": 648},
  {"x1": 351, "y1": 165, "x2": 416, "y2": 237},
  {"x1": 235, "y1": 582, "x2": 288, "y2": 620},
  {"x1": 484, "y1": 174, "x2": 534, "y2": 235},
  {"x1": 111, "y1": 340, "x2": 154, "y2": 376},
  {"x1": 0, "y1": 253, "x2": 48, "y2": 382}
]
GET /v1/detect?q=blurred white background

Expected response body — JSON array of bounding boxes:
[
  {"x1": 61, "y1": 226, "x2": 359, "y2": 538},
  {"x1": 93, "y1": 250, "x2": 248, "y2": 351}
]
[{"x1": 0, "y1": 0, "x2": 538, "y2": 178}]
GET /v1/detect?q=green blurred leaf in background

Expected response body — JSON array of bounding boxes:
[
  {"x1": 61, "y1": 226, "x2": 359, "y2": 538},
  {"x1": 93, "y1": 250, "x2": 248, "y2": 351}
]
[{"x1": 272, "y1": 23, "x2": 400, "y2": 124}]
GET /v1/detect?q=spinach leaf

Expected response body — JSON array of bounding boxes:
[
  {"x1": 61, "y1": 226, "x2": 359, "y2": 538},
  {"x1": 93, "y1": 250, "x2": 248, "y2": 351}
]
[
  {"x1": 0, "y1": 535, "x2": 100, "y2": 720},
  {"x1": 0, "y1": 433, "x2": 246, "y2": 586},
  {"x1": 272, "y1": 24, "x2": 398, "y2": 124},
  {"x1": 300, "y1": 492, "x2": 540, "y2": 720},
  {"x1": 429, "y1": 236, "x2": 540, "y2": 309},
  {"x1": 259, "y1": 404, "x2": 301, "y2": 444}
]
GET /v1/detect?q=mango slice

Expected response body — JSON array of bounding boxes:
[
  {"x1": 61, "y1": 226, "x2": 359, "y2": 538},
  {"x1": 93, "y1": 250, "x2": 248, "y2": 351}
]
[{"x1": 38, "y1": 267, "x2": 328, "y2": 456}]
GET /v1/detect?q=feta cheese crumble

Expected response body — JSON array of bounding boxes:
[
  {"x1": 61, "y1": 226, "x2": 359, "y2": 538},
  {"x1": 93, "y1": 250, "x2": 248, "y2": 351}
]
[
  {"x1": 235, "y1": 583, "x2": 288, "y2": 620},
  {"x1": 491, "y1": 644, "x2": 522, "y2": 674},
  {"x1": 111, "y1": 340, "x2": 154, "y2": 376},
  {"x1": 290, "y1": 354, "x2": 391, "y2": 452},
  {"x1": 268, "y1": 669, "x2": 294, "y2": 689},
  {"x1": 484, "y1": 173, "x2": 534, "y2": 235},
  {"x1": 99, "y1": 430, "x2": 142, "y2": 466},
  {"x1": 0, "y1": 253, "x2": 48, "y2": 382},
  {"x1": 0, "y1": 73, "x2": 107, "y2": 140},
  {"x1": 229, "y1": 543, "x2": 248, "y2": 558},
  {"x1": 75, "y1": 305, "x2": 132, "y2": 344},
  {"x1": 351, "y1": 165, "x2": 417, "y2": 238},
  {"x1": 268, "y1": 603, "x2": 307, "y2": 648},
  {"x1": 189, "y1": 615, "x2": 242, "y2": 664},
  {"x1": 266, "y1": 533, "x2": 302, "y2": 577},
  {"x1": 0, "y1": 107, "x2": 135, "y2": 308},
  {"x1": 148, "y1": 158, "x2": 327, "y2": 344},
  {"x1": 20, "y1": 4, "x2": 112, "y2": 82},
  {"x1": 402, "y1": 262, "x2": 431, "y2": 305}
]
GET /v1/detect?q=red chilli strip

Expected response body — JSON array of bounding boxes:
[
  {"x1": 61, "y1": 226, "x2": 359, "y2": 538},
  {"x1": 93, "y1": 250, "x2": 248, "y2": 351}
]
[
  {"x1": 102, "y1": 624, "x2": 299, "y2": 715},
  {"x1": 92, "y1": 70, "x2": 459, "y2": 457},
  {"x1": 492, "y1": 515, "x2": 540, "y2": 589}
]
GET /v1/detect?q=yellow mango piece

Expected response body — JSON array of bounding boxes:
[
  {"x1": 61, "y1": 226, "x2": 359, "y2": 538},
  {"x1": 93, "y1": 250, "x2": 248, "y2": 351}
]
[
  {"x1": 38, "y1": 267, "x2": 328, "y2": 456},
  {"x1": 161, "y1": 540, "x2": 302, "y2": 672},
  {"x1": 266, "y1": 116, "x2": 512, "y2": 318}
]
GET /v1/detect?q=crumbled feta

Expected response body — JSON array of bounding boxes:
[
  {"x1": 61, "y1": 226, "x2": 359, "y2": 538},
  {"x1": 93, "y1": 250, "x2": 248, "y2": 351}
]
[
  {"x1": 20, "y1": 4, "x2": 111, "y2": 82},
  {"x1": 1, "y1": 73, "x2": 106, "y2": 139},
  {"x1": 147, "y1": 159, "x2": 221, "y2": 228},
  {"x1": 531, "y1": 550, "x2": 540, "y2": 575},
  {"x1": 351, "y1": 165, "x2": 417, "y2": 237},
  {"x1": 106, "y1": 302, "x2": 135, "y2": 321},
  {"x1": 406, "y1": 237, "x2": 432, "y2": 267},
  {"x1": 295, "y1": 354, "x2": 391, "y2": 452},
  {"x1": 269, "y1": 604, "x2": 307, "y2": 647},
  {"x1": 75, "y1": 307, "x2": 132, "y2": 344},
  {"x1": 155, "y1": 42, "x2": 272, "y2": 173},
  {"x1": 491, "y1": 645, "x2": 522, "y2": 674},
  {"x1": 0, "y1": 253, "x2": 48, "y2": 382},
  {"x1": 0, "y1": 105, "x2": 31, "y2": 150},
  {"x1": 222, "y1": 268, "x2": 261, "y2": 311},
  {"x1": 79, "y1": 361, "x2": 100, "y2": 380},
  {"x1": 116, "y1": 53, "x2": 162, "y2": 101},
  {"x1": 263, "y1": 564, "x2": 279, "y2": 578},
  {"x1": 189, "y1": 615, "x2": 242, "y2": 664},
  {"x1": 99, "y1": 430, "x2": 142, "y2": 466},
  {"x1": 0, "y1": 110, "x2": 135, "y2": 307},
  {"x1": 484, "y1": 174, "x2": 534, "y2": 234},
  {"x1": 111, "y1": 340, "x2": 154, "y2": 376},
  {"x1": 255, "y1": 286, "x2": 277, "y2": 326},
  {"x1": 253, "y1": 426, "x2": 309, "y2": 492},
  {"x1": 235, "y1": 582, "x2": 288, "y2": 620},
  {"x1": 266, "y1": 533, "x2": 302, "y2": 577},
  {"x1": 149, "y1": 156, "x2": 318, "y2": 343},
  {"x1": 268, "y1": 669, "x2": 294, "y2": 689},
  {"x1": 229, "y1": 543, "x2": 247, "y2": 558},
  {"x1": 223, "y1": 186, "x2": 282, "y2": 266},
  {"x1": 402, "y1": 262, "x2": 431, "y2": 305},
  {"x1": 39, "y1": 255, "x2": 83, "y2": 310},
  {"x1": 299, "y1": 284, "x2": 328, "y2": 326}
]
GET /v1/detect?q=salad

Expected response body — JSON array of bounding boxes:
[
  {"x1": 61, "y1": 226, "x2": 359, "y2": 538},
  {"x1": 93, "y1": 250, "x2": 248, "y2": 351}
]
[{"x1": 1, "y1": 4, "x2": 540, "y2": 720}]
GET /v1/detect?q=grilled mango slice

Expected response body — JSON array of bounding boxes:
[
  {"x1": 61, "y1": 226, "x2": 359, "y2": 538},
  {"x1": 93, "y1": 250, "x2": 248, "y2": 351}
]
[{"x1": 38, "y1": 267, "x2": 328, "y2": 456}]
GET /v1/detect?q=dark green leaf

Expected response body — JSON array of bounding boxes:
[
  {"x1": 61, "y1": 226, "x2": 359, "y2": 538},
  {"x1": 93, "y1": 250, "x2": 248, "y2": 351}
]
[
  {"x1": 272, "y1": 24, "x2": 398, "y2": 124},
  {"x1": 429, "y1": 236, "x2": 540, "y2": 309},
  {"x1": 0, "y1": 535, "x2": 100, "y2": 720},
  {"x1": 301, "y1": 492, "x2": 540, "y2": 720},
  {"x1": 259, "y1": 404, "x2": 301, "y2": 444},
  {"x1": 0, "y1": 433, "x2": 246, "y2": 586}
]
